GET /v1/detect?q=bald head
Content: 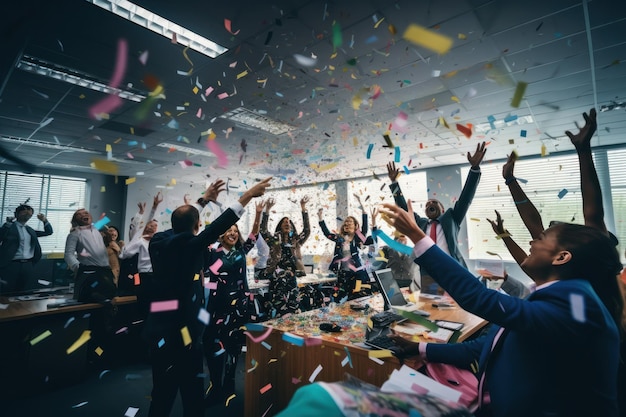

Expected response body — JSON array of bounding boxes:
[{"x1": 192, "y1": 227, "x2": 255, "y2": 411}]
[{"x1": 172, "y1": 205, "x2": 200, "y2": 234}]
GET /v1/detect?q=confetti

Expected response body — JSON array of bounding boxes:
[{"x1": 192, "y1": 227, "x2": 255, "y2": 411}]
[
  {"x1": 403, "y1": 24, "x2": 453, "y2": 55},
  {"x1": 89, "y1": 39, "x2": 128, "y2": 118},
  {"x1": 66, "y1": 330, "x2": 91, "y2": 354},
  {"x1": 557, "y1": 189, "x2": 568, "y2": 199},
  {"x1": 569, "y1": 293, "x2": 586, "y2": 322},
  {"x1": 150, "y1": 299, "x2": 179, "y2": 312},
  {"x1": 308, "y1": 364, "x2": 323, "y2": 382},
  {"x1": 30, "y1": 330, "x2": 52, "y2": 346},
  {"x1": 511, "y1": 81, "x2": 528, "y2": 108}
]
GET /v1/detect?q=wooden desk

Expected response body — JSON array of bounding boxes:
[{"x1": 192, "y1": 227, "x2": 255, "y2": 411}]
[{"x1": 244, "y1": 294, "x2": 487, "y2": 416}]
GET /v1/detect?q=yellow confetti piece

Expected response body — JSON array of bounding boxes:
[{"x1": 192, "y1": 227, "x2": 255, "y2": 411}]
[
  {"x1": 373, "y1": 17, "x2": 385, "y2": 29},
  {"x1": 225, "y1": 394, "x2": 236, "y2": 407},
  {"x1": 330, "y1": 52, "x2": 337, "y2": 59},
  {"x1": 352, "y1": 137, "x2": 358, "y2": 146},
  {"x1": 511, "y1": 81, "x2": 528, "y2": 108},
  {"x1": 92, "y1": 159, "x2": 119, "y2": 175},
  {"x1": 180, "y1": 326, "x2": 191, "y2": 346},
  {"x1": 171, "y1": 179, "x2": 177, "y2": 185},
  {"x1": 30, "y1": 330, "x2": 52, "y2": 346},
  {"x1": 403, "y1": 24, "x2": 453, "y2": 55},
  {"x1": 114, "y1": 137, "x2": 122, "y2": 144},
  {"x1": 194, "y1": 273, "x2": 200, "y2": 281},
  {"x1": 236, "y1": 70, "x2": 248, "y2": 79},
  {"x1": 95, "y1": 346, "x2": 104, "y2": 356},
  {"x1": 368, "y1": 349, "x2": 394, "y2": 358},
  {"x1": 541, "y1": 143, "x2": 548, "y2": 157},
  {"x1": 67, "y1": 330, "x2": 91, "y2": 354},
  {"x1": 105, "y1": 144, "x2": 112, "y2": 152},
  {"x1": 458, "y1": 33, "x2": 467, "y2": 40},
  {"x1": 125, "y1": 177, "x2": 136, "y2": 185},
  {"x1": 192, "y1": 86, "x2": 199, "y2": 94},
  {"x1": 130, "y1": 127, "x2": 135, "y2": 135},
  {"x1": 311, "y1": 162, "x2": 339, "y2": 172},
  {"x1": 451, "y1": 96, "x2": 460, "y2": 103},
  {"x1": 268, "y1": 358, "x2": 278, "y2": 364},
  {"x1": 470, "y1": 218, "x2": 481, "y2": 222},
  {"x1": 100, "y1": 186, "x2": 106, "y2": 192}
]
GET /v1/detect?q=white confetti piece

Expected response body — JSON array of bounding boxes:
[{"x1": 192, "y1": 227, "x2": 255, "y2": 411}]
[
  {"x1": 570, "y1": 293, "x2": 586, "y2": 323},
  {"x1": 309, "y1": 364, "x2": 323, "y2": 382}
]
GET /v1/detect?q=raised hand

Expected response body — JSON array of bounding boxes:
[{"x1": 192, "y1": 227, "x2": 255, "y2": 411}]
[
  {"x1": 152, "y1": 191, "x2": 163, "y2": 208},
  {"x1": 36, "y1": 213, "x2": 47, "y2": 223},
  {"x1": 486, "y1": 210, "x2": 508, "y2": 236},
  {"x1": 183, "y1": 194, "x2": 192, "y2": 205},
  {"x1": 379, "y1": 201, "x2": 424, "y2": 243},
  {"x1": 565, "y1": 108, "x2": 597, "y2": 151},
  {"x1": 204, "y1": 179, "x2": 226, "y2": 203},
  {"x1": 467, "y1": 141, "x2": 487, "y2": 168},
  {"x1": 502, "y1": 153, "x2": 517, "y2": 181},
  {"x1": 387, "y1": 161, "x2": 401, "y2": 182},
  {"x1": 246, "y1": 177, "x2": 272, "y2": 198},
  {"x1": 370, "y1": 207, "x2": 378, "y2": 228},
  {"x1": 255, "y1": 200, "x2": 265, "y2": 213},
  {"x1": 265, "y1": 198, "x2": 276, "y2": 210},
  {"x1": 137, "y1": 201, "x2": 146, "y2": 215},
  {"x1": 317, "y1": 207, "x2": 324, "y2": 220},
  {"x1": 300, "y1": 195, "x2": 310, "y2": 210}
]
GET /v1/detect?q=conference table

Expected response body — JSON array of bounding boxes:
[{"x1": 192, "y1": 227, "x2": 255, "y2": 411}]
[{"x1": 244, "y1": 292, "x2": 487, "y2": 416}]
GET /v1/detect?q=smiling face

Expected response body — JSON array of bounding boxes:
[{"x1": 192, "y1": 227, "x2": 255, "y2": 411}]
[
  {"x1": 425, "y1": 199, "x2": 444, "y2": 220},
  {"x1": 279, "y1": 217, "x2": 292, "y2": 234},
  {"x1": 107, "y1": 227, "x2": 119, "y2": 241},
  {"x1": 73, "y1": 209, "x2": 92, "y2": 227},
  {"x1": 341, "y1": 216, "x2": 358, "y2": 235},
  {"x1": 521, "y1": 228, "x2": 562, "y2": 281},
  {"x1": 143, "y1": 220, "x2": 158, "y2": 237},
  {"x1": 220, "y1": 225, "x2": 241, "y2": 249}
]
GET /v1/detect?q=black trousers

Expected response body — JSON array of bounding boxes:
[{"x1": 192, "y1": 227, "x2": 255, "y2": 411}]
[
  {"x1": 148, "y1": 342, "x2": 204, "y2": 417},
  {"x1": 0, "y1": 260, "x2": 35, "y2": 294}
]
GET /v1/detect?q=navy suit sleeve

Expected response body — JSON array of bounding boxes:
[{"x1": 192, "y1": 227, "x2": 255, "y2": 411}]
[
  {"x1": 451, "y1": 168, "x2": 481, "y2": 225},
  {"x1": 35, "y1": 221, "x2": 53, "y2": 237}
]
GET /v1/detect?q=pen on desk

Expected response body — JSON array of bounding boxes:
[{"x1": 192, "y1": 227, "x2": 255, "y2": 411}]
[{"x1": 432, "y1": 302, "x2": 454, "y2": 308}]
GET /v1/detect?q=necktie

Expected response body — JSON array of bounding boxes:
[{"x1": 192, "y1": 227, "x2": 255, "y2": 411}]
[{"x1": 429, "y1": 220, "x2": 438, "y2": 243}]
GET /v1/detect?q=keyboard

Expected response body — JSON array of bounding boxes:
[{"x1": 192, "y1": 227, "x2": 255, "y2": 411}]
[
  {"x1": 365, "y1": 335, "x2": 398, "y2": 350},
  {"x1": 370, "y1": 310, "x2": 406, "y2": 327}
]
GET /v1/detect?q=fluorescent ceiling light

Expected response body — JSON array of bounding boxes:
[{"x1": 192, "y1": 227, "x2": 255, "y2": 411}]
[
  {"x1": 17, "y1": 55, "x2": 147, "y2": 102},
  {"x1": 85, "y1": 0, "x2": 228, "y2": 59},
  {"x1": 157, "y1": 143, "x2": 216, "y2": 158},
  {"x1": 474, "y1": 115, "x2": 534, "y2": 133},
  {"x1": 220, "y1": 107, "x2": 295, "y2": 135},
  {"x1": 0, "y1": 136, "x2": 100, "y2": 153}
]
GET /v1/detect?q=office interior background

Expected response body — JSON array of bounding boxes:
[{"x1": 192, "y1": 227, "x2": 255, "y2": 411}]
[{"x1": 1, "y1": 0, "x2": 626, "y2": 287}]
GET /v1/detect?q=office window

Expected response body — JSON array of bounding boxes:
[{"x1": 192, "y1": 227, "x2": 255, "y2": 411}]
[
  {"x1": 608, "y1": 149, "x2": 626, "y2": 262},
  {"x1": 463, "y1": 154, "x2": 584, "y2": 261},
  {"x1": 0, "y1": 171, "x2": 87, "y2": 253}
]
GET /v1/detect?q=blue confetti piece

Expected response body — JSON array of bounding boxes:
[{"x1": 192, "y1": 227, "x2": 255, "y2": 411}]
[
  {"x1": 322, "y1": 182, "x2": 329, "y2": 190},
  {"x1": 343, "y1": 346, "x2": 353, "y2": 368},
  {"x1": 366, "y1": 143, "x2": 374, "y2": 159},
  {"x1": 558, "y1": 189, "x2": 568, "y2": 199},
  {"x1": 261, "y1": 341, "x2": 272, "y2": 350},
  {"x1": 487, "y1": 115, "x2": 496, "y2": 130},
  {"x1": 275, "y1": 92, "x2": 284, "y2": 97},
  {"x1": 165, "y1": 208, "x2": 172, "y2": 214},
  {"x1": 92, "y1": 216, "x2": 111, "y2": 230},
  {"x1": 409, "y1": 409, "x2": 422, "y2": 417},
  {"x1": 365, "y1": 35, "x2": 378, "y2": 44},
  {"x1": 282, "y1": 332, "x2": 305, "y2": 346},
  {"x1": 520, "y1": 129, "x2": 527, "y2": 137},
  {"x1": 127, "y1": 140, "x2": 138, "y2": 146},
  {"x1": 373, "y1": 229, "x2": 413, "y2": 255},
  {"x1": 311, "y1": 89, "x2": 316, "y2": 99},
  {"x1": 167, "y1": 119, "x2": 179, "y2": 129},
  {"x1": 157, "y1": 338, "x2": 165, "y2": 348},
  {"x1": 516, "y1": 177, "x2": 528, "y2": 184},
  {"x1": 504, "y1": 114, "x2": 518, "y2": 123},
  {"x1": 403, "y1": 165, "x2": 410, "y2": 175},
  {"x1": 245, "y1": 322, "x2": 266, "y2": 331},
  {"x1": 394, "y1": 146, "x2": 400, "y2": 163}
]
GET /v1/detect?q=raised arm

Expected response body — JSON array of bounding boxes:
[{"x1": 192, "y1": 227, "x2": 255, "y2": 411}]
[
  {"x1": 486, "y1": 210, "x2": 528, "y2": 266},
  {"x1": 317, "y1": 207, "x2": 335, "y2": 240},
  {"x1": 250, "y1": 200, "x2": 264, "y2": 236},
  {"x1": 298, "y1": 196, "x2": 311, "y2": 244},
  {"x1": 451, "y1": 142, "x2": 486, "y2": 224},
  {"x1": 148, "y1": 191, "x2": 162, "y2": 222},
  {"x1": 502, "y1": 153, "x2": 544, "y2": 239},
  {"x1": 565, "y1": 108, "x2": 608, "y2": 235}
]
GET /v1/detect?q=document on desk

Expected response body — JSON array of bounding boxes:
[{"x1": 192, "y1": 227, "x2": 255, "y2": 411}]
[
  {"x1": 381, "y1": 364, "x2": 462, "y2": 404},
  {"x1": 393, "y1": 323, "x2": 455, "y2": 343}
]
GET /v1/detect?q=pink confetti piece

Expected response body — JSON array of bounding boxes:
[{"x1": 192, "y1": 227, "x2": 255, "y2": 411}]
[
  {"x1": 206, "y1": 281, "x2": 218, "y2": 290},
  {"x1": 217, "y1": 92, "x2": 229, "y2": 99},
  {"x1": 207, "y1": 139, "x2": 228, "y2": 167},
  {"x1": 196, "y1": 108, "x2": 202, "y2": 118},
  {"x1": 205, "y1": 86, "x2": 214, "y2": 96},
  {"x1": 150, "y1": 299, "x2": 179, "y2": 313},
  {"x1": 89, "y1": 39, "x2": 128, "y2": 119},
  {"x1": 305, "y1": 337, "x2": 323, "y2": 346},
  {"x1": 224, "y1": 18, "x2": 240, "y2": 35},
  {"x1": 138, "y1": 50, "x2": 149, "y2": 66},
  {"x1": 260, "y1": 383, "x2": 272, "y2": 394},
  {"x1": 244, "y1": 326, "x2": 274, "y2": 343},
  {"x1": 209, "y1": 258, "x2": 223, "y2": 275}
]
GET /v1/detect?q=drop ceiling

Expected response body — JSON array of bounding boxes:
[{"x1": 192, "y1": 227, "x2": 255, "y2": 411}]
[{"x1": 1, "y1": 0, "x2": 625, "y2": 188}]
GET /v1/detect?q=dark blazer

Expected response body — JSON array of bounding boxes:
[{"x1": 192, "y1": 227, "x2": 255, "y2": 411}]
[
  {"x1": 419, "y1": 245, "x2": 619, "y2": 417},
  {"x1": 260, "y1": 210, "x2": 310, "y2": 274},
  {"x1": 319, "y1": 213, "x2": 373, "y2": 280},
  {"x1": 0, "y1": 220, "x2": 53, "y2": 267},
  {"x1": 144, "y1": 207, "x2": 240, "y2": 348},
  {"x1": 389, "y1": 168, "x2": 481, "y2": 268}
]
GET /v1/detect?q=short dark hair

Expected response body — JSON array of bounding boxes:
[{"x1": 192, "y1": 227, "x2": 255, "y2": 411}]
[
  {"x1": 14, "y1": 204, "x2": 33, "y2": 217},
  {"x1": 171, "y1": 205, "x2": 199, "y2": 234}
]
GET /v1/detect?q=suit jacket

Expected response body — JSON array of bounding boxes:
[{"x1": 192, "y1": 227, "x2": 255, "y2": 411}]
[
  {"x1": 0, "y1": 220, "x2": 53, "y2": 267},
  {"x1": 389, "y1": 168, "x2": 481, "y2": 268},
  {"x1": 418, "y1": 245, "x2": 619, "y2": 417},
  {"x1": 319, "y1": 213, "x2": 373, "y2": 280},
  {"x1": 260, "y1": 210, "x2": 310, "y2": 274},
  {"x1": 144, "y1": 207, "x2": 240, "y2": 349}
]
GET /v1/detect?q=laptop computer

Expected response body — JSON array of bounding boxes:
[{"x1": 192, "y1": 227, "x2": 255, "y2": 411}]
[{"x1": 373, "y1": 268, "x2": 429, "y2": 315}]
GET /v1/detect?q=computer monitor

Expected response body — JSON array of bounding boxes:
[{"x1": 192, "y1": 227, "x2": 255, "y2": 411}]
[{"x1": 373, "y1": 268, "x2": 409, "y2": 310}]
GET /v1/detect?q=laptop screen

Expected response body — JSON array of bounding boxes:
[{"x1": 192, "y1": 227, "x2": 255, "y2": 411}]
[{"x1": 373, "y1": 268, "x2": 408, "y2": 309}]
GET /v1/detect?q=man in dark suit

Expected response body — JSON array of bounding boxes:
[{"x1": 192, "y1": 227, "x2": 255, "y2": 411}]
[
  {"x1": 0, "y1": 204, "x2": 53, "y2": 294},
  {"x1": 386, "y1": 142, "x2": 486, "y2": 293},
  {"x1": 143, "y1": 177, "x2": 271, "y2": 417}
]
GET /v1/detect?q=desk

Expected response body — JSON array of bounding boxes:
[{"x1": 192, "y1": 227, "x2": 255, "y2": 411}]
[
  {"x1": 244, "y1": 294, "x2": 487, "y2": 416},
  {"x1": 0, "y1": 291, "x2": 140, "y2": 400},
  {"x1": 248, "y1": 273, "x2": 337, "y2": 293}
]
